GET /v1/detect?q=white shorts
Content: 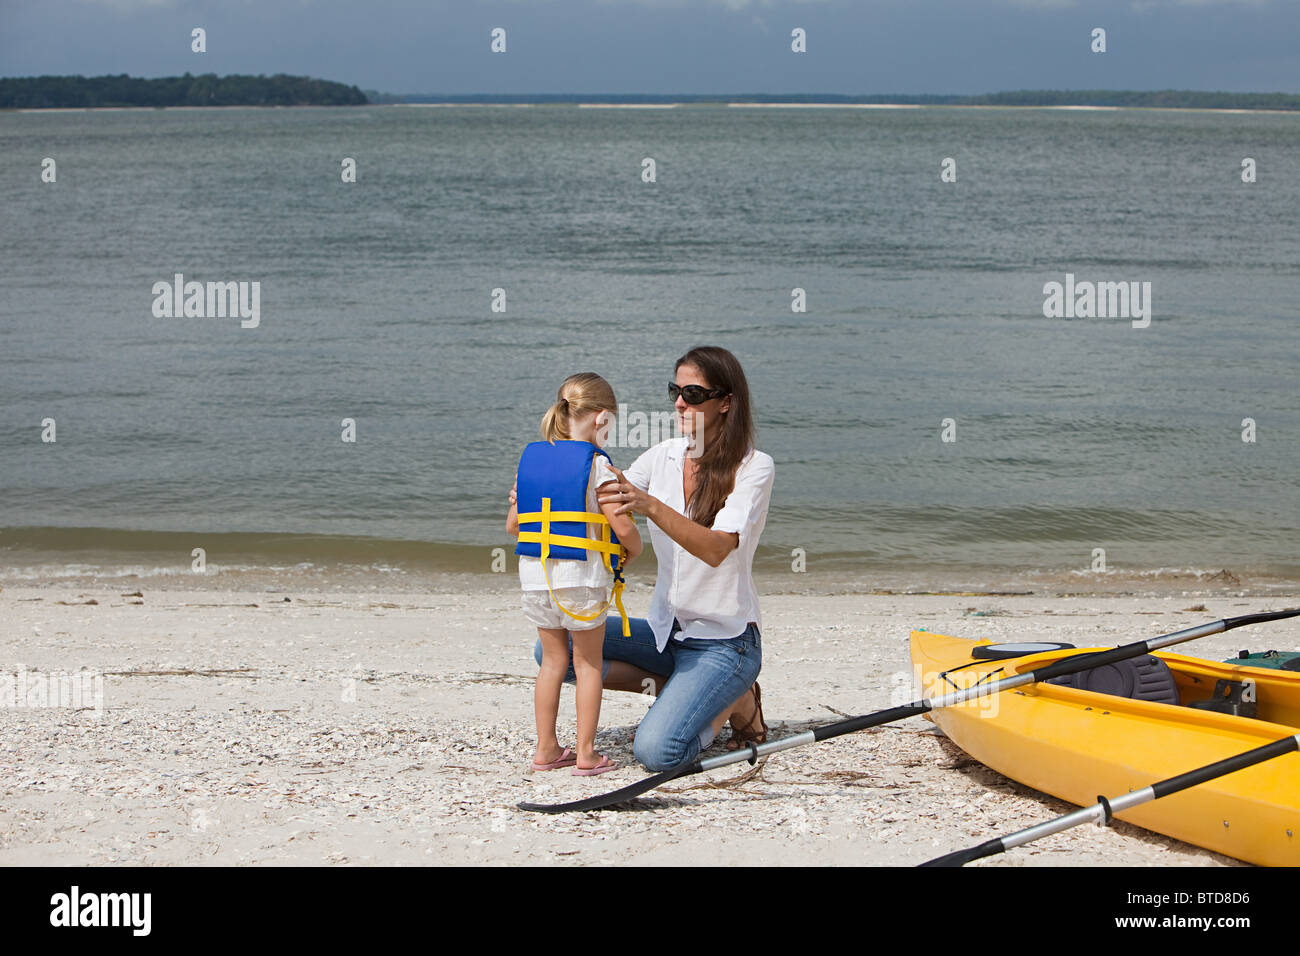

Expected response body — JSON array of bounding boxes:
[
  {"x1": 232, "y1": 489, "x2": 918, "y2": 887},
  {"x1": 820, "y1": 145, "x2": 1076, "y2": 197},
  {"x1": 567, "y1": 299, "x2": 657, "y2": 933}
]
[{"x1": 521, "y1": 587, "x2": 609, "y2": 631}]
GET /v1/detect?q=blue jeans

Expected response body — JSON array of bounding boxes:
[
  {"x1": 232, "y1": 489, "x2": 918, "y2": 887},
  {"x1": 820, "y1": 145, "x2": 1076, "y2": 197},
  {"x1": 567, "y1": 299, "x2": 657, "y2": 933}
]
[{"x1": 533, "y1": 617, "x2": 762, "y2": 771}]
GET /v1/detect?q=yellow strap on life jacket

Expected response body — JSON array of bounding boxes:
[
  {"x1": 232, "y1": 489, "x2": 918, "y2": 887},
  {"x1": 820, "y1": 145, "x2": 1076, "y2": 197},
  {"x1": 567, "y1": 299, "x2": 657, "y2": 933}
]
[{"x1": 520, "y1": 497, "x2": 630, "y2": 636}]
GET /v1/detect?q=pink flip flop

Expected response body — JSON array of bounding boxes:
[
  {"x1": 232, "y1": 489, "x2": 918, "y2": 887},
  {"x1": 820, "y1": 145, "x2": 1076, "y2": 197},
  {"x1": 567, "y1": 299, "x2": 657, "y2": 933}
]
[
  {"x1": 532, "y1": 747, "x2": 578, "y2": 771},
  {"x1": 571, "y1": 756, "x2": 617, "y2": 776}
]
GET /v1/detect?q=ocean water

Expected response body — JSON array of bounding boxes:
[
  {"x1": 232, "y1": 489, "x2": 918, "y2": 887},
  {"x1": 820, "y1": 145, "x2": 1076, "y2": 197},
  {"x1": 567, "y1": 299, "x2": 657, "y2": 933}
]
[{"x1": 1, "y1": 104, "x2": 1297, "y2": 583}]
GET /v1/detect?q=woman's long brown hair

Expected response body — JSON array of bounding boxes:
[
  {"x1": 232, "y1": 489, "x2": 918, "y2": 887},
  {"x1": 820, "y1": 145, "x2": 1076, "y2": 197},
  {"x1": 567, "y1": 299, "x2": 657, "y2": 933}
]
[{"x1": 677, "y1": 346, "x2": 755, "y2": 528}]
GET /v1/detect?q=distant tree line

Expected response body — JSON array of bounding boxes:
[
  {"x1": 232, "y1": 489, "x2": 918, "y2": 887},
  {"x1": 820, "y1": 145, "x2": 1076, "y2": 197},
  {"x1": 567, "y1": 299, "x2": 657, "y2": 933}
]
[
  {"x1": 0, "y1": 73, "x2": 368, "y2": 108},
  {"x1": 5, "y1": 78, "x2": 1296, "y2": 111},
  {"x1": 963, "y1": 89, "x2": 1300, "y2": 110},
  {"x1": 363, "y1": 89, "x2": 1300, "y2": 110}
]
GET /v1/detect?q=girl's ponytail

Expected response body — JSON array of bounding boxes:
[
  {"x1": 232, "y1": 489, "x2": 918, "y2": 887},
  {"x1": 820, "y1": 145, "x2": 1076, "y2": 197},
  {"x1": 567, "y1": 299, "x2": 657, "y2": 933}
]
[
  {"x1": 539, "y1": 397, "x2": 572, "y2": 442},
  {"x1": 538, "y1": 375, "x2": 615, "y2": 443}
]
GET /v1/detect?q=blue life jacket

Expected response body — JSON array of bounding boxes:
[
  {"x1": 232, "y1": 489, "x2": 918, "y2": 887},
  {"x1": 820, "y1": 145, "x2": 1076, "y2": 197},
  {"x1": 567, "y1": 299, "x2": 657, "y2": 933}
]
[
  {"x1": 514, "y1": 440, "x2": 630, "y2": 634},
  {"x1": 514, "y1": 442, "x2": 621, "y2": 567}
]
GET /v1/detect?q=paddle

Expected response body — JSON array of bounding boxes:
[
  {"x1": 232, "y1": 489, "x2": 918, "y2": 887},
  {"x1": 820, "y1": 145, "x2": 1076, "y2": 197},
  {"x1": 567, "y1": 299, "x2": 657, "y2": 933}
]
[
  {"x1": 919, "y1": 731, "x2": 1300, "y2": 866},
  {"x1": 517, "y1": 607, "x2": 1300, "y2": 814}
]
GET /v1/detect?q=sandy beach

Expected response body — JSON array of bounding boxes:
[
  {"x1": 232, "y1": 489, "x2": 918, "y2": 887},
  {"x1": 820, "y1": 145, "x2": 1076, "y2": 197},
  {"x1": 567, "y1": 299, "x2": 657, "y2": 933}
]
[{"x1": 3, "y1": 571, "x2": 1296, "y2": 867}]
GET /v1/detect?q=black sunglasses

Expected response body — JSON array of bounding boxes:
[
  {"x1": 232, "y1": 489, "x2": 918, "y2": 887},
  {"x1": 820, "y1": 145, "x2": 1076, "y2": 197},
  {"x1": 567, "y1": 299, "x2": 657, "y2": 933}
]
[{"x1": 669, "y1": 383, "x2": 728, "y2": 405}]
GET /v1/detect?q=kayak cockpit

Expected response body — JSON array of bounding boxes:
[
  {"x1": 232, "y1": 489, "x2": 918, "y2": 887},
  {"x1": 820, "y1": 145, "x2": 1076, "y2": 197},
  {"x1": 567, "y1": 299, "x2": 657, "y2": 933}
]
[{"x1": 952, "y1": 640, "x2": 1300, "y2": 726}]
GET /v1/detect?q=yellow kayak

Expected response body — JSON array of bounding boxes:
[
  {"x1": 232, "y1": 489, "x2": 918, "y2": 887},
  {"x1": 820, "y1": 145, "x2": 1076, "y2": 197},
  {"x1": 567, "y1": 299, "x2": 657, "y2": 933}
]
[{"x1": 910, "y1": 629, "x2": 1300, "y2": 866}]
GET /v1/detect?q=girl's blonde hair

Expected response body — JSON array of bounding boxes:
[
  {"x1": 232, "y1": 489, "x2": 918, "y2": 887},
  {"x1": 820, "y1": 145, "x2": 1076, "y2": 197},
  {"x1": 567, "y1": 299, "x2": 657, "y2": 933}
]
[{"x1": 540, "y1": 373, "x2": 618, "y2": 442}]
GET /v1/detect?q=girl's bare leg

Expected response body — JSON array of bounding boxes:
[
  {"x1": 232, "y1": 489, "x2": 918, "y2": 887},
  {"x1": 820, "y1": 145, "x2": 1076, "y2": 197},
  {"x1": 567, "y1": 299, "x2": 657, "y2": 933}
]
[
  {"x1": 570, "y1": 625, "x2": 609, "y2": 769},
  {"x1": 533, "y1": 627, "x2": 570, "y2": 765}
]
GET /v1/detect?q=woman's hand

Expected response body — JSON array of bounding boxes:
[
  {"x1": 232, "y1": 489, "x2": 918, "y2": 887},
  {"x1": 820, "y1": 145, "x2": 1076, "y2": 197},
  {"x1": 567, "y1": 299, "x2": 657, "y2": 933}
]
[
  {"x1": 506, "y1": 480, "x2": 519, "y2": 536},
  {"x1": 597, "y1": 467, "x2": 654, "y2": 519},
  {"x1": 597, "y1": 469, "x2": 644, "y2": 562}
]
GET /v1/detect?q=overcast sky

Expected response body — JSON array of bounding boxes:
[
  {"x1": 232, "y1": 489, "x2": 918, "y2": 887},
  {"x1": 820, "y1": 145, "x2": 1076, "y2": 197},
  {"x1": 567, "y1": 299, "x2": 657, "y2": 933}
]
[{"x1": 2, "y1": 0, "x2": 1297, "y2": 95}]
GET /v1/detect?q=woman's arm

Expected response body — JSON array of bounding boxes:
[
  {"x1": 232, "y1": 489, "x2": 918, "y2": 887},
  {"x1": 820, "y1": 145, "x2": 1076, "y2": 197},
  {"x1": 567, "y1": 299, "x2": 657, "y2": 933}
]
[
  {"x1": 598, "y1": 467, "x2": 737, "y2": 568},
  {"x1": 644, "y1": 499, "x2": 736, "y2": 568}
]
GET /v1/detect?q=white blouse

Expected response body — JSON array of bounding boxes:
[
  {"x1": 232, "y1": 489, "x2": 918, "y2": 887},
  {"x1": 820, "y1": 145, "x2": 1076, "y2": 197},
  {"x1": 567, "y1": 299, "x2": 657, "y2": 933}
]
[{"x1": 623, "y1": 437, "x2": 776, "y2": 652}]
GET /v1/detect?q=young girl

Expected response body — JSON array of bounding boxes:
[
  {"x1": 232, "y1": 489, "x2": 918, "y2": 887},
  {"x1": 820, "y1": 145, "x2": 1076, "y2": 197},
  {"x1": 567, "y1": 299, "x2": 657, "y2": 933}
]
[{"x1": 507, "y1": 373, "x2": 642, "y2": 776}]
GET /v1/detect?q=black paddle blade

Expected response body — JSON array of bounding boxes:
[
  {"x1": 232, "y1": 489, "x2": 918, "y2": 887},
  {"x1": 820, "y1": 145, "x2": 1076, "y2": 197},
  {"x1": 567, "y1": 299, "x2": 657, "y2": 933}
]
[
  {"x1": 917, "y1": 838, "x2": 1004, "y2": 868},
  {"x1": 517, "y1": 761, "x2": 699, "y2": 814}
]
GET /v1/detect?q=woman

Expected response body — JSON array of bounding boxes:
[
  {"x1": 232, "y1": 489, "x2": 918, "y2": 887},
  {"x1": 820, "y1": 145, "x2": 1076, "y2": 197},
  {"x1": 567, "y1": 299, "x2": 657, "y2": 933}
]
[{"x1": 528, "y1": 345, "x2": 775, "y2": 771}]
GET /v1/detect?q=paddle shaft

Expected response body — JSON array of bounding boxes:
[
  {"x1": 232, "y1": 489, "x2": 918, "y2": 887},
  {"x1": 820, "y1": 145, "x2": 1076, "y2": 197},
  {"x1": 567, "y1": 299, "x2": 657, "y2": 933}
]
[
  {"x1": 920, "y1": 732, "x2": 1300, "y2": 866},
  {"x1": 519, "y1": 608, "x2": 1300, "y2": 813},
  {"x1": 703, "y1": 612, "x2": 1287, "y2": 774}
]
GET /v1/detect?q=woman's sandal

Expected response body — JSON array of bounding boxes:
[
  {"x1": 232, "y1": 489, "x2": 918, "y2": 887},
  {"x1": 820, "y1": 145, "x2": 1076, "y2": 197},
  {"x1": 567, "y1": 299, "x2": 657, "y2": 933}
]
[{"x1": 725, "y1": 682, "x2": 767, "y2": 751}]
